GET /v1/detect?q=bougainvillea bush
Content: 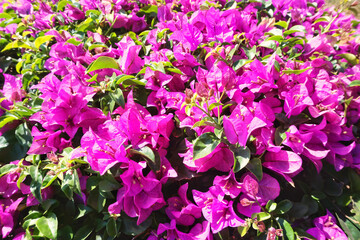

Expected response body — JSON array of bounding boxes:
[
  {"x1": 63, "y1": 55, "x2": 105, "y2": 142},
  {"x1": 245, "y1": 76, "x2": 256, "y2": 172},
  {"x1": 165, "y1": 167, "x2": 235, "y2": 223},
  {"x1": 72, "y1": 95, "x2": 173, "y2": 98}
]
[{"x1": 1, "y1": 0, "x2": 360, "y2": 239}]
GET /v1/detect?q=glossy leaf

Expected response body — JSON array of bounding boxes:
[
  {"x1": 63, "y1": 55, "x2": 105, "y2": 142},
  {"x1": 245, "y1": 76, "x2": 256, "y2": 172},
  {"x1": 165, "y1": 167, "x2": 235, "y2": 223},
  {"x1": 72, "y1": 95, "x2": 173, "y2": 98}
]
[
  {"x1": 246, "y1": 158, "x2": 263, "y2": 181},
  {"x1": 36, "y1": 213, "x2": 58, "y2": 239},
  {"x1": 86, "y1": 56, "x2": 119, "y2": 74},
  {"x1": 232, "y1": 146, "x2": 251, "y2": 173},
  {"x1": 193, "y1": 132, "x2": 221, "y2": 161}
]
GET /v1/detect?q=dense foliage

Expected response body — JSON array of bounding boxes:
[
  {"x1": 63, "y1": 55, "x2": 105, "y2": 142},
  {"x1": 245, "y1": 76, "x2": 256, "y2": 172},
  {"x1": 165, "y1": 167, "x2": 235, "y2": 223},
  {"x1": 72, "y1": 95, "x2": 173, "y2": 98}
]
[{"x1": 1, "y1": 0, "x2": 360, "y2": 239}]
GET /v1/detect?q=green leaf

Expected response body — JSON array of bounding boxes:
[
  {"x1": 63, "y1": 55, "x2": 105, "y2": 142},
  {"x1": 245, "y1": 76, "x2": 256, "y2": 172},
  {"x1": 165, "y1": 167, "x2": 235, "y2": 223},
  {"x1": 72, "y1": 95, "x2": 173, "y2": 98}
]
[
  {"x1": 57, "y1": 0, "x2": 71, "y2": 11},
  {"x1": 349, "y1": 80, "x2": 360, "y2": 87},
  {"x1": 274, "y1": 199, "x2": 293, "y2": 214},
  {"x1": 61, "y1": 170, "x2": 81, "y2": 199},
  {"x1": 293, "y1": 228, "x2": 316, "y2": 240},
  {"x1": 266, "y1": 200, "x2": 277, "y2": 212},
  {"x1": 66, "y1": 38, "x2": 82, "y2": 46},
  {"x1": 0, "y1": 164, "x2": 17, "y2": 177},
  {"x1": 148, "y1": 62, "x2": 166, "y2": 74},
  {"x1": 246, "y1": 158, "x2": 263, "y2": 181},
  {"x1": 238, "y1": 224, "x2": 250, "y2": 237},
  {"x1": 73, "y1": 225, "x2": 93, "y2": 240},
  {"x1": 136, "y1": 146, "x2": 155, "y2": 162},
  {"x1": 259, "y1": 40, "x2": 277, "y2": 50},
  {"x1": 139, "y1": 5, "x2": 158, "y2": 14},
  {"x1": 29, "y1": 165, "x2": 42, "y2": 202},
  {"x1": 86, "y1": 56, "x2": 119, "y2": 74},
  {"x1": 76, "y1": 205, "x2": 93, "y2": 219},
  {"x1": 122, "y1": 78, "x2": 146, "y2": 87},
  {"x1": 34, "y1": 35, "x2": 54, "y2": 49},
  {"x1": 193, "y1": 132, "x2": 221, "y2": 161},
  {"x1": 86, "y1": 73, "x2": 98, "y2": 83},
  {"x1": 121, "y1": 215, "x2": 152, "y2": 236},
  {"x1": 15, "y1": 123, "x2": 32, "y2": 148},
  {"x1": 115, "y1": 75, "x2": 136, "y2": 84},
  {"x1": 106, "y1": 218, "x2": 118, "y2": 237},
  {"x1": 314, "y1": 16, "x2": 331, "y2": 24},
  {"x1": 349, "y1": 168, "x2": 360, "y2": 192},
  {"x1": 267, "y1": 35, "x2": 284, "y2": 42},
  {"x1": 208, "y1": 102, "x2": 222, "y2": 111},
  {"x1": 255, "y1": 212, "x2": 271, "y2": 221},
  {"x1": 58, "y1": 225, "x2": 73, "y2": 240},
  {"x1": 245, "y1": 46, "x2": 257, "y2": 59},
  {"x1": 88, "y1": 43, "x2": 108, "y2": 51},
  {"x1": 0, "y1": 115, "x2": 18, "y2": 128},
  {"x1": 109, "y1": 88, "x2": 125, "y2": 108},
  {"x1": 233, "y1": 59, "x2": 252, "y2": 71},
  {"x1": 323, "y1": 178, "x2": 343, "y2": 197},
  {"x1": 338, "y1": 53, "x2": 358, "y2": 66},
  {"x1": 0, "y1": 13, "x2": 13, "y2": 19},
  {"x1": 36, "y1": 213, "x2": 58, "y2": 239},
  {"x1": 278, "y1": 218, "x2": 294, "y2": 240},
  {"x1": 282, "y1": 67, "x2": 312, "y2": 75},
  {"x1": 165, "y1": 67, "x2": 183, "y2": 74},
  {"x1": 275, "y1": 21, "x2": 288, "y2": 29},
  {"x1": 99, "y1": 175, "x2": 121, "y2": 192},
  {"x1": 17, "y1": 171, "x2": 27, "y2": 189},
  {"x1": 336, "y1": 213, "x2": 360, "y2": 240},
  {"x1": 288, "y1": 202, "x2": 308, "y2": 219},
  {"x1": 1, "y1": 40, "x2": 33, "y2": 52},
  {"x1": 284, "y1": 25, "x2": 306, "y2": 35},
  {"x1": 232, "y1": 146, "x2": 251, "y2": 173}
]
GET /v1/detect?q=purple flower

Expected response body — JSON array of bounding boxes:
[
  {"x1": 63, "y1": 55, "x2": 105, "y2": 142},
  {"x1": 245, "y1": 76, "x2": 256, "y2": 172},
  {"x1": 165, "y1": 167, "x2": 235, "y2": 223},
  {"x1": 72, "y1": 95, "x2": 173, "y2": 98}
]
[
  {"x1": 282, "y1": 83, "x2": 314, "y2": 117},
  {"x1": 76, "y1": 128, "x2": 128, "y2": 175},
  {"x1": 193, "y1": 143, "x2": 234, "y2": 173},
  {"x1": 119, "y1": 44, "x2": 144, "y2": 74},
  {"x1": 283, "y1": 125, "x2": 313, "y2": 154},
  {"x1": 1, "y1": 74, "x2": 25, "y2": 103},
  {"x1": 264, "y1": 150, "x2": 302, "y2": 183},
  {"x1": 237, "y1": 172, "x2": 280, "y2": 217},
  {"x1": 306, "y1": 210, "x2": 347, "y2": 240},
  {"x1": 170, "y1": 17, "x2": 203, "y2": 51},
  {"x1": 165, "y1": 183, "x2": 201, "y2": 226},
  {"x1": 213, "y1": 171, "x2": 242, "y2": 198},
  {"x1": 109, "y1": 161, "x2": 165, "y2": 224},
  {"x1": 211, "y1": 200, "x2": 245, "y2": 233},
  {"x1": 238, "y1": 60, "x2": 277, "y2": 94},
  {"x1": 0, "y1": 198, "x2": 24, "y2": 238}
]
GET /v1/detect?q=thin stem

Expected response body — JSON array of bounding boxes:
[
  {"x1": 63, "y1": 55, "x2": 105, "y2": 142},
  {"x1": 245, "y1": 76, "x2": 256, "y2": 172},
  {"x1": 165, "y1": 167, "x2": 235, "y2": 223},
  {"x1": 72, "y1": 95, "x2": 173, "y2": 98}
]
[{"x1": 194, "y1": 104, "x2": 222, "y2": 129}]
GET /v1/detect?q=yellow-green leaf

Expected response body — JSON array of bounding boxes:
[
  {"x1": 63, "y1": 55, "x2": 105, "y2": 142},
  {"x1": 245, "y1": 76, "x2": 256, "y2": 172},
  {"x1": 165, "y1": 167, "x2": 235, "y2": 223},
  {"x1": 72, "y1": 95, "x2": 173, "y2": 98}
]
[
  {"x1": 2, "y1": 40, "x2": 33, "y2": 52},
  {"x1": 34, "y1": 35, "x2": 55, "y2": 49}
]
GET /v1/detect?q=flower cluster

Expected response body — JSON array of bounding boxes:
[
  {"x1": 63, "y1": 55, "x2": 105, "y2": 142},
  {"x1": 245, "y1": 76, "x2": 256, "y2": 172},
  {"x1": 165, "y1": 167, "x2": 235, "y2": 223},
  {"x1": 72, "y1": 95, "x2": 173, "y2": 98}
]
[{"x1": 0, "y1": 0, "x2": 360, "y2": 239}]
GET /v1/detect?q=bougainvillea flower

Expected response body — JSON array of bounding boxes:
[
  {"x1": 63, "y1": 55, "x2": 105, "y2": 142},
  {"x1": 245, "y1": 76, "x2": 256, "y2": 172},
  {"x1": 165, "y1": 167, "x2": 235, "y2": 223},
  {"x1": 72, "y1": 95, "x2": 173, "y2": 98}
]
[
  {"x1": 283, "y1": 125, "x2": 313, "y2": 154},
  {"x1": 213, "y1": 171, "x2": 242, "y2": 198},
  {"x1": 0, "y1": 198, "x2": 24, "y2": 238},
  {"x1": 241, "y1": 173, "x2": 280, "y2": 204},
  {"x1": 194, "y1": 143, "x2": 234, "y2": 172},
  {"x1": 28, "y1": 128, "x2": 71, "y2": 154},
  {"x1": 306, "y1": 210, "x2": 347, "y2": 240},
  {"x1": 282, "y1": 84, "x2": 314, "y2": 117},
  {"x1": 78, "y1": 128, "x2": 128, "y2": 175},
  {"x1": 237, "y1": 195, "x2": 262, "y2": 217},
  {"x1": 120, "y1": 160, "x2": 159, "y2": 196},
  {"x1": 109, "y1": 161, "x2": 165, "y2": 224},
  {"x1": 264, "y1": 151, "x2": 302, "y2": 182},
  {"x1": 119, "y1": 44, "x2": 144, "y2": 74},
  {"x1": 170, "y1": 20, "x2": 203, "y2": 51},
  {"x1": 1, "y1": 74, "x2": 25, "y2": 102},
  {"x1": 193, "y1": 186, "x2": 225, "y2": 223},
  {"x1": 165, "y1": 183, "x2": 201, "y2": 226},
  {"x1": 238, "y1": 60, "x2": 277, "y2": 94},
  {"x1": 223, "y1": 116, "x2": 248, "y2": 146},
  {"x1": 211, "y1": 200, "x2": 244, "y2": 233}
]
